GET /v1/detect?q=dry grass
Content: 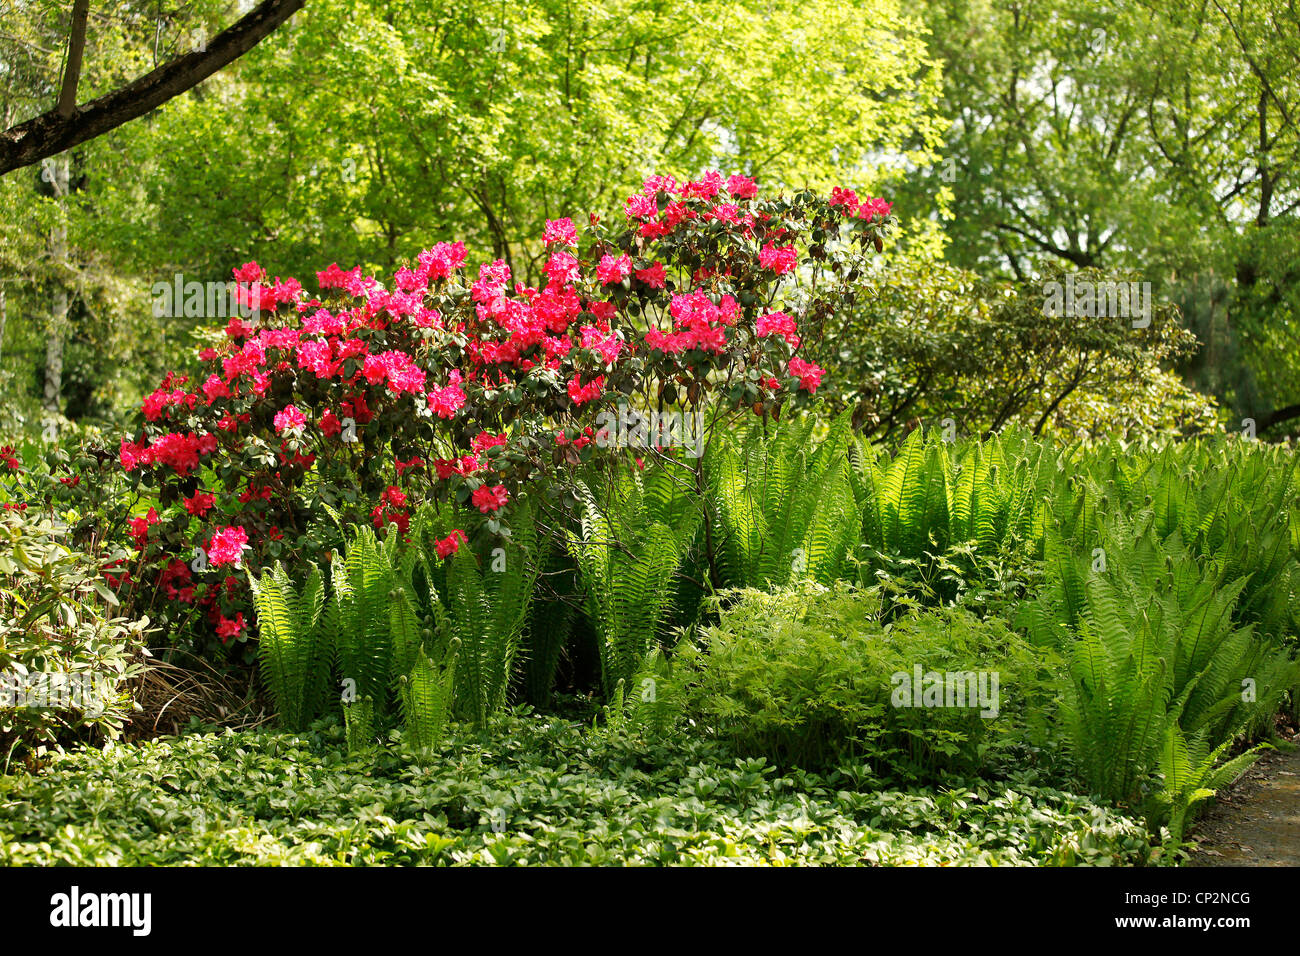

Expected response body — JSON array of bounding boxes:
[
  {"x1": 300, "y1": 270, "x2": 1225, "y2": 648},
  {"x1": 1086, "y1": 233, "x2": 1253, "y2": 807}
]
[{"x1": 126, "y1": 650, "x2": 270, "y2": 739}]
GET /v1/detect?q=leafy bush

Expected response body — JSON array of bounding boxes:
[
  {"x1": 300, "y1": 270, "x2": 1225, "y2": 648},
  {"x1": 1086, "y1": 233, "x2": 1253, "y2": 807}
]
[
  {"x1": 807, "y1": 258, "x2": 1217, "y2": 441},
  {"x1": 253, "y1": 502, "x2": 540, "y2": 737},
  {"x1": 0, "y1": 509, "x2": 151, "y2": 769},
  {"x1": 567, "y1": 464, "x2": 701, "y2": 698},
  {"x1": 665, "y1": 582, "x2": 1048, "y2": 781},
  {"x1": 705, "y1": 412, "x2": 863, "y2": 589}
]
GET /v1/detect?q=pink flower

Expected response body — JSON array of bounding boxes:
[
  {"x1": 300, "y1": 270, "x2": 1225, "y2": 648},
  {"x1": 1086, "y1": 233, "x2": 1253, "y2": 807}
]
[
  {"x1": 207, "y1": 526, "x2": 249, "y2": 568},
  {"x1": 273, "y1": 404, "x2": 307, "y2": 434},
  {"x1": 756, "y1": 310, "x2": 800, "y2": 347},
  {"x1": 829, "y1": 187, "x2": 860, "y2": 214},
  {"x1": 428, "y1": 377, "x2": 468, "y2": 418},
  {"x1": 435, "y1": 529, "x2": 468, "y2": 559},
  {"x1": 120, "y1": 439, "x2": 146, "y2": 471},
  {"x1": 580, "y1": 326, "x2": 625, "y2": 364},
  {"x1": 417, "y1": 241, "x2": 468, "y2": 281},
  {"x1": 788, "y1": 356, "x2": 825, "y2": 393},
  {"x1": 396, "y1": 456, "x2": 424, "y2": 477},
  {"x1": 544, "y1": 251, "x2": 582, "y2": 287},
  {"x1": 567, "y1": 373, "x2": 605, "y2": 405},
  {"x1": 320, "y1": 409, "x2": 342, "y2": 437},
  {"x1": 759, "y1": 243, "x2": 798, "y2": 275},
  {"x1": 635, "y1": 262, "x2": 666, "y2": 288},
  {"x1": 679, "y1": 171, "x2": 724, "y2": 200},
  {"x1": 856, "y1": 197, "x2": 893, "y2": 221},
  {"x1": 543, "y1": 218, "x2": 578, "y2": 246},
  {"x1": 232, "y1": 262, "x2": 264, "y2": 284},
  {"x1": 596, "y1": 254, "x2": 633, "y2": 285},
  {"x1": 129, "y1": 508, "x2": 160, "y2": 546},
  {"x1": 216, "y1": 612, "x2": 245, "y2": 643},
  {"x1": 183, "y1": 491, "x2": 215, "y2": 517},
  {"x1": 472, "y1": 431, "x2": 508, "y2": 454},
  {"x1": 472, "y1": 484, "x2": 508, "y2": 514},
  {"x1": 202, "y1": 374, "x2": 231, "y2": 404},
  {"x1": 316, "y1": 262, "x2": 363, "y2": 290},
  {"x1": 726, "y1": 174, "x2": 758, "y2": 199}
]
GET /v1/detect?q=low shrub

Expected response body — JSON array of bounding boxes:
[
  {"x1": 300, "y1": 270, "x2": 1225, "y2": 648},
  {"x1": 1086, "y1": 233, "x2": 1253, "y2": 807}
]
[
  {"x1": 1020, "y1": 512, "x2": 1300, "y2": 843},
  {"x1": 0, "y1": 509, "x2": 151, "y2": 770},
  {"x1": 253, "y1": 501, "x2": 540, "y2": 741},
  {"x1": 663, "y1": 582, "x2": 1050, "y2": 781},
  {"x1": 113, "y1": 173, "x2": 891, "y2": 653}
]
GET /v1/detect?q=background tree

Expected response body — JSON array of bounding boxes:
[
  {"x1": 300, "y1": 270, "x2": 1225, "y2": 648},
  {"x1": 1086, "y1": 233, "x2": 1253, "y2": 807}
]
[{"x1": 890, "y1": 0, "x2": 1300, "y2": 435}]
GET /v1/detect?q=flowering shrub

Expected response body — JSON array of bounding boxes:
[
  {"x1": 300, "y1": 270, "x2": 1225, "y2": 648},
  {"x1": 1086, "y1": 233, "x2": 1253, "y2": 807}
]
[{"x1": 118, "y1": 172, "x2": 893, "y2": 646}]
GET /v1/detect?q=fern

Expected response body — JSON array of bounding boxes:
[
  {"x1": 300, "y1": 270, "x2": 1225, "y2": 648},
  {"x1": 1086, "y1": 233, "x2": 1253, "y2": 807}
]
[
  {"x1": 399, "y1": 640, "x2": 459, "y2": 761},
  {"x1": 251, "y1": 561, "x2": 329, "y2": 730},
  {"x1": 568, "y1": 465, "x2": 702, "y2": 699}
]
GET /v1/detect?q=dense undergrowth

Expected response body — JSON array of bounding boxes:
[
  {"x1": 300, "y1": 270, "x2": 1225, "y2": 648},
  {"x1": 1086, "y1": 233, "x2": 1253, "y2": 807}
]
[
  {"x1": 0, "y1": 714, "x2": 1156, "y2": 866},
  {"x1": 4, "y1": 417, "x2": 1297, "y2": 865}
]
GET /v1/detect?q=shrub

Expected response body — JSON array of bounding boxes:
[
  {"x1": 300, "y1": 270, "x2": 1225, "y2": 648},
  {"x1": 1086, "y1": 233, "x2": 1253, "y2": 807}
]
[
  {"x1": 0, "y1": 509, "x2": 151, "y2": 770},
  {"x1": 114, "y1": 174, "x2": 893, "y2": 651},
  {"x1": 253, "y1": 501, "x2": 539, "y2": 736},
  {"x1": 666, "y1": 582, "x2": 1047, "y2": 781},
  {"x1": 807, "y1": 258, "x2": 1217, "y2": 441},
  {"x1": 566, "y1": 464, "x2": 701, "y2": 699},
  {"x1": 1020, "y1": 513, "x2": 1300, "y2": 843},
  {"x1": 705, "y1": 411, "x2": 863, "y2": 589}
]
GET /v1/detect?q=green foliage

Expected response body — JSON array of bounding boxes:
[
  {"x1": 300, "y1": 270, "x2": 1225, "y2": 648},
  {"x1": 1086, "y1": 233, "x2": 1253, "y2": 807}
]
[
  {"x1": 0, "y1": 716, "x2": 1155, "y2": 866},
  {"x1": 342, "y1": 696, "x2": 375, "y2": 757},
  {"x1": 0, "y1": 509, "x2": 151, "y2": 768},
  {"x1": 1056, "y1": 435, "x2": 1300, "y2": 645},
  {"x1": 254, "y1": 503, "x2": 540, "y2": 737},
  {"x1": 1020, "y1": 514, "x2": 1300, "y2": 842},
  {"x1": 328, "y1": 525, "x2": 399, "y2": 722},
  {"x1": 517, "y1": 540, "x2": 579, "y2": 709},
  {"x1": 567, "y1": 465, "x2": 701, "y2": 699},
  {"x1": 856, "y1": 427, "x2": 1061, "y2": 557},
  {"x1": 810, "y1": 260, "x2": 1215, "y2": 442},
  {"x1": 249, "y1": 561, "x2": 329, "y2": 732},
  {"x1": 410, "y1": 504, "x2": 540, "y2": 727},
  {"x1": 666, "y1": 582, "x2": 1047, "y2": 781},
  {"x1": 399, "y1": 643, "x2": 459, "y2": 763},
  {"x1": 706, "y1": 413, "x2": 863, "y2": 589},
  {"x1": 895, "y1": 0, "x2": 1300, "y2": 430}
]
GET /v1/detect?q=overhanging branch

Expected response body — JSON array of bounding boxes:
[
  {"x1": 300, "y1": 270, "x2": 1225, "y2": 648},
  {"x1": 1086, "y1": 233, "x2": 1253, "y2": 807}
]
[{"x1": 0, "y1": 0, "x2": 305, "y2": 176}]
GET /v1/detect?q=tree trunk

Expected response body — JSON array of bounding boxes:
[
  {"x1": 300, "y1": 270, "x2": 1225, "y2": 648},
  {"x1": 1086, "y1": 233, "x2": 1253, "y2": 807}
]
[{"x1": 43, "y1": 156, "x2": 69, "y2": 417}]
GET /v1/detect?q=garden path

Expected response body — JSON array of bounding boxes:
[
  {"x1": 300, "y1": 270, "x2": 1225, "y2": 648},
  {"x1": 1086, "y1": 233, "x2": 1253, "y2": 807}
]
[{"x1": 1187, "y1": 727, "x2": 1300, "y2": 866}]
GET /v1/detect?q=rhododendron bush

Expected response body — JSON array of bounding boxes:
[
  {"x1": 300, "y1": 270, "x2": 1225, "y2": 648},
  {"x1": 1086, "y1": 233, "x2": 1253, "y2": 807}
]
[{"x1": 117, "y1": 173, "x2": 894, "y2": 648}]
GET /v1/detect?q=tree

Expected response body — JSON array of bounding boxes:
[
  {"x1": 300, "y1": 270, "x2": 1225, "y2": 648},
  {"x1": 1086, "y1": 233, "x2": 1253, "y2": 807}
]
[
  {"x1": 109, "y1": 0, "x2": 944, "y2": 282},
  {"x1": 893, "y1": 0, "x2": 1300, "y2": 434}
]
